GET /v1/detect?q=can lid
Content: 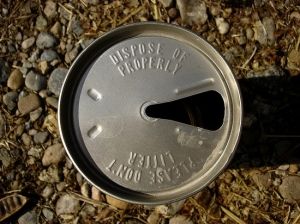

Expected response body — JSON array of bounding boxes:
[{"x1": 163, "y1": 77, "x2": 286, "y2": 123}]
[{"x1": 59, "y1": 23, "x2": 242, "y2": 204}]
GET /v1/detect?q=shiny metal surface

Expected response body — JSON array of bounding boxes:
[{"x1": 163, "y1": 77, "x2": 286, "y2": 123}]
[{"x1": 58, "y1": 22, "x2": 242, "y2": 204}]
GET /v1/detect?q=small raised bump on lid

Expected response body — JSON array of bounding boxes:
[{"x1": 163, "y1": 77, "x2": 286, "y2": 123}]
[
  {"x1": 88, "y1": 125, "x2": 102, "y2": 139},
  {"x1": 174, "y1": 78, "x2": 215, "y2": 95},
  {"x1": 87, "y1": 88, "x2": 102, "y2": 101}
]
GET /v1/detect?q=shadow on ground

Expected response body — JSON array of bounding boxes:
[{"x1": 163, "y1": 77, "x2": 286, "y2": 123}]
[{"x1": 230, "y1": 74, "x2": 300, "y2": 169}]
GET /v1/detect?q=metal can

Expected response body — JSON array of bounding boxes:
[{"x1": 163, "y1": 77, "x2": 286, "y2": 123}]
[{"x1": 58, "y1": 22, "x2": 242, "y2": 205}]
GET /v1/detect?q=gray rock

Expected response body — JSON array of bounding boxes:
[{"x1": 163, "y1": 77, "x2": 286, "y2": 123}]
[
  {"x1": 25, "y1": 70, "x2": 47, "y2": 91},
  {"x1": 36, "y1": 32, "x2": 57, "y2": 49},
  {"x1": 279, "y1": 176, "x2": 300, "y2": 201},
  {"x1": 21, "y1": 37, "x2": 36, "y2": 49},
  {"x1": 39, "y1": 165, "x2": 61, "y2": 183},
  {"x1": 42, "y1": 208, "x2": 54, "y2": 221},
  {"x1": 41, "y1": 49, "x2": 59, "y2": 62},
  {"x1": 70, "y1": 19, "x2": 84, "y2": 36},
  {"x1": 46, "y1": 97, "x2": 58, "y2": 108},
  {"x1": 18, "y1": 211, "x2": 38, "y2": 224},
  {"x1": 216, "y1": 17, "x2": 230, "y2": 35},
  {"x1": 30, "y1": 107, "x2": 43, "y2": 122},
  {"x1": 34, "y1": 131, "x2": 49, "y2": 144},
  {"x1": 44, "y1": 1, "x2": 57, "y2": 19},
  {"x1": 169, "y1": 215, "x2": 193, "y2": 224},
  {"x1": 177, "y1": 0, "x2": 207, "y2": 25},
  {"x1": 48, "y1": 67, "x2": 68, "y2": 96},
  {"x1": 56, "y1": 194, "x2": 80, "y2": 216},
  {"x1": 0, "y1": 59, "x2": 9, "y2": 83},
  {"x1": 0, "y1": 113, "x2": 5, "y2": 138},
  {"x1": 21, "y1": 133, "x2": 32, "y2": 146},
  {"x1": 159, "y1": 0, "x2": 173, "y2": 8},
  {"x1": 18, "y1": 93, "x2": 41, "y2": 114},
  {"x1": 36, "y1": 15, "x2": 48, "y2": 31},
  {"x1": 42, "y1": 143, "x2": 65, "y2": 166},
  {"x1": 7, "y1": 69, "x2": 24, "y2": 90}
]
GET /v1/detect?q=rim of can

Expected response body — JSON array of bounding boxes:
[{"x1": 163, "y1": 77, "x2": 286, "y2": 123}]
[{"x1": 58, "y1": 22, "x2": 242, "y2": 205}]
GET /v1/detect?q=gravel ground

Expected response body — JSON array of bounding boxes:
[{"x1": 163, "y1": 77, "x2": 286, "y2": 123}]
[{"x1": 1, "y1": 0, "x2": 300, "y2": 223}]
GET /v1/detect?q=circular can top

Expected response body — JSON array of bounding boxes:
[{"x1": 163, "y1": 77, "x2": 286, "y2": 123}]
[{"x1": 59, "y1": 22, "x2": 242, "y2": 205}]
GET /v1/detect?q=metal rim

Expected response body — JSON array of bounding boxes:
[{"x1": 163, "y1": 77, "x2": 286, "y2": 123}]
[{"x1": 58, "y1": 22, "x2": 242, "y2": 205}]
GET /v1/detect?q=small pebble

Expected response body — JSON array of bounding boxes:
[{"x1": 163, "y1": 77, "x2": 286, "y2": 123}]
[
  {"x1": 18, "y1": 211, "x2": 38, "y2": 224},
  {"x1": 56, "y1": 182, "x2": 66, "y2": 191},
  {"x1": 36, "y1": 15, "x2": 48, "y2": 31},
  {"x1": 25, "y1": 70, "x2": 47, "y2": 91},
  {"x1": 155, "y1": 200, "x2": 185, "y2": 217},
  {"x1": 81, "y1": 182, "x2": 90, "y2": 198},
  {"x1": 289, "y1": 164, "x2": 299, "y2": 174},
  {"x1": 216, "y1": 17, "x2": 230, "y2": 34},
  {"x1": 42, "y1": 143, "x2": 65, "y2": 166},
  {"x1": 65, "y1": 47, "x2": 79, "y2": 63},
  {"x1": 158, "y1": 0, "x2": 173, "y2": 8},
  {"x1": 80, "y1": 204, "x2": 96, "y2": 219},
  {"x1": 30, "y1": 107, "x2": 43, "y2": 122},
  {"x1": 46, "y1": 97, "x2": 58, "y2": 109},
  {"x1": 36, "y1": 32, "x2": 57, "y2": 49},
  {"x1": 18, "y1": 93, "x2": 41, "y2": 114},
  {"x1": 169, "y1": 215, "x2": 193, "y2": 224},
  {"x1": 0, "y1": 59, "x2": 9, "y2": 83},
  {"x1": 70, "y1": 19, "x2": 84, "y2": 36},
  {"x1": 236, "y1": 35, "x2": 247, "y2": 45},
  {"x1": 42, "y1": 208, "x2": 54, "y2": 221},
  {"x1": 48, "y1": 67, "x2": 68, "y2": 96},
  {"x1": 278, "y1": 164, "x2": 290, "y2": 171},
  {"x1": 56, "y1": 194, "x2": 80, "y2": 216},
  {"x1": 147, "y1": 211, "x2": 160, "y2": 224},
  {"x1": 91, "y1": 186, "x2": 101, "y2": 201},
  {"x1": 39, "y1": 166, "x2": 61, "y2": 183},
  {"x1": 3, "y1": 91, "x2": 18, "y2": 110},
  {"x1": 168, "y1": 8, "x2": 178, "y2": 19},
  {"x1": 41, "y1": 49, "x2": 60, "y2": 62},
  {"x1": 106, "y1": 195, "x2": 128, "y2": 210},
  {"x1": 34, "y1": 131, "x2": 49, "y2": 144},
  {"x1": 44, "y1": 1, "x2": 57, "y2": 19},
  {"x1": 21, "y1": 37, "x2": 35, "y2": 50},
  {"x1": 279, "y1": 176, "x2": 300, "y2": 201},
  {"x1": 7, "y1": 69, "x2": 24, "y2": 90},
  {"x1": 41, "y1": 184, "x2": 54, "y2": 198},
  {"x1": 39, "y1": 61, "x2": 49, "y2": 74},
  {"x1": 177, "y1": 0, "x2": 207, "y2": 25},
  {"x1": 50, "y1": 22, "x2": 62, "y2": 37},
  {"x1": 21, "y1": 133, "x2": 32, "y2": 146}
]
